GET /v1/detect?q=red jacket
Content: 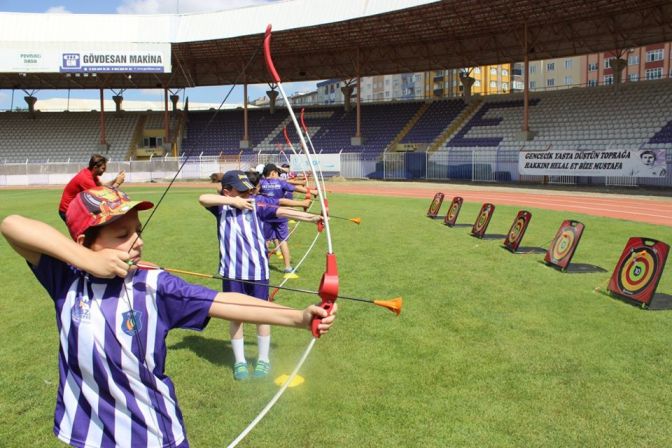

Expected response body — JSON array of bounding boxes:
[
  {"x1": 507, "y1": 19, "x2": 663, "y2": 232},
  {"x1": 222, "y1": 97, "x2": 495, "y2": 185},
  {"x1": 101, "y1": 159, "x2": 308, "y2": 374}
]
[{"x1": 58, "y1": 168, "x2": 100, "y2": 213}]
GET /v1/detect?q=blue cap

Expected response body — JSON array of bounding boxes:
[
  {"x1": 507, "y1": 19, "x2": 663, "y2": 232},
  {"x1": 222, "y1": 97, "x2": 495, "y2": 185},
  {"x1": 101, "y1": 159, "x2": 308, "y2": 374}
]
[{"x1": 221, "y1": 170, "x2": 254, "y2": 192}]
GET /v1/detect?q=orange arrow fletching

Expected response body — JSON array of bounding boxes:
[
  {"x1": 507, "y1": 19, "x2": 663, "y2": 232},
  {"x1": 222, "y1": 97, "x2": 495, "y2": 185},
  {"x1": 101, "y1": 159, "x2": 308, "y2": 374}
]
[
  {"x1": 373, "y1": 297, "x2": 402, "y2": 315},
  {"x1": 350, "y1": 217, "x2": 362, "y2": 225}
]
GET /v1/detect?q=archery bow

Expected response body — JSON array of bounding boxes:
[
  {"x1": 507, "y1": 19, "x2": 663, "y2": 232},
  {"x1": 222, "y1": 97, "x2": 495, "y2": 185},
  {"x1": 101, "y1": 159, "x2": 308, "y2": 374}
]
[{"x1": 226, "y1": 24, "x2": 339, "y2": 448}]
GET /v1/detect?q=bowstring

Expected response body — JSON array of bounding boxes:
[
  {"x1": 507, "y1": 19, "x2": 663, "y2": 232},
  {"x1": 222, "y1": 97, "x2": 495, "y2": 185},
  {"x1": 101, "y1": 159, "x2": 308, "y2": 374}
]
[{"x1": 117, "y1": 40, "x2": 265, "y2": 442}]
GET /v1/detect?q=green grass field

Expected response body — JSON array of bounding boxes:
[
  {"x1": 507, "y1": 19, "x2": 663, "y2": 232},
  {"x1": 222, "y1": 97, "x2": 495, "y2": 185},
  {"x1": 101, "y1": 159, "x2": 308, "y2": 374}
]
[{"x1": 1, "y1": 185, "x2": 671, "y2": 447}]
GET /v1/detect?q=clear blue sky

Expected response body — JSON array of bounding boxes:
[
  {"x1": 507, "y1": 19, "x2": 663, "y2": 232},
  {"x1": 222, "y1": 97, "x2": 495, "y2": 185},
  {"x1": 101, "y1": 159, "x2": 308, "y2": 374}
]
[{"x1": 0, "y1": 0, "x2": 318, "y2": 110}]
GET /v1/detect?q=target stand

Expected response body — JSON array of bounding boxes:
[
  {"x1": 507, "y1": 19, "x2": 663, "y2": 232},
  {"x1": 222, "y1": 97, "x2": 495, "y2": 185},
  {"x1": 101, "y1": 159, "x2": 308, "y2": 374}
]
[
  {"x1": 607, "y1": 237, "x2": 670, "y2": 309},
  {"x1": 544, "y1": 220, "x2": 585, "y2": 271},
  {"x1": 502, "y1": 210, "x2": 532, "y2": 253},
  {"x1": 443, "y1": 196, "x2": 464, "y2": 227},
  {"x1": 426, "y1": 192, "x2": 445, "y2": 218},
  {"x1": 470, "y1": 203, "x2": 495, "y2": 238}
]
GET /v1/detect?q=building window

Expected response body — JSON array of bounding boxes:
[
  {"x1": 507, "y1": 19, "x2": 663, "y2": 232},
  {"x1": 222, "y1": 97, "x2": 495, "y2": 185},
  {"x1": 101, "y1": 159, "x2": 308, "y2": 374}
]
[
  {"x1": 546, "y1": 62, "x2": 555, "y2": 71},
  {"x1": 529, "y1": 65, "x2": 537, "y2": 74},
  {"x1": 588, "y1": 63, "x2": 598, "y2": 71},
  {"x1": 564, "y1": 59, "x2": 573, "y2": 69},
  {"x1": 474, "y1": 80, "x2": 481, "y2": 87},
  {"x1": 629, "y1": 73, "x2": 639, "y2": 82},
  {"x1": 490, "y1": 68, "x2": 497, "y2": 76},
  {"x1": 647, "y1": 49, "x2": 664, "y2": 62},
  {"x1": 547, "y1": 78, "x2": 555, "y2": 87},
  {"x1": 502, "y1": 69, "x2": 508, "y2": 76},
  {"x1": 588, "y1": 79, "x2": 597, "y2": 87},
  {"x1": 604, "y1": 75, "x2": 614, "y2": 85},
  {"x1": 502, "y1": 82, "x2": 509, "y2": 91},
  {"x1": 529, "y1": 80, "x2": 536, "y2": 89},
  {"x1": 564, "y1": 76, "x2": 573, "y2": 85},
  {"x1": 604, "y1": 58, "x2": 614, "y2": 69},
  {"x1": 646, "y1": 67, "x2": 663, "y2": 80},
  {"x1": 490, "y1": 81, "x2": 497, "y2": 88},
  {"x1": 628, "y1": 55, "x2": 639, "y2": 65}
]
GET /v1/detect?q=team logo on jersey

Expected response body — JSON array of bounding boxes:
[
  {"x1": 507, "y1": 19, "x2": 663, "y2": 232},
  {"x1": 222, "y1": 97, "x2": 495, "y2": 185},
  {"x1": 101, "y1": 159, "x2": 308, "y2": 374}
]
[
  {"x1": 121, "y1": 310, "x2": 143, "y2": 336},
  {"x1": 71, "y1": 294, "x2": 91, "y2": 323}
]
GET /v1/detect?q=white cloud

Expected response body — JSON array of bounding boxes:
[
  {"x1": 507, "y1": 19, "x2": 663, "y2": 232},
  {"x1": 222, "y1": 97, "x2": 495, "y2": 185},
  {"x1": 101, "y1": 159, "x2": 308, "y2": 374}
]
[
  {"x1": 45, "y1": 6, "x2": 72, "y2": 14},
  {"x1": 116, "y1": 0, "x2": 278, "y2": 14},
  {"x1": 138, "y1": 88, "x2": 164, "y2": 97}
]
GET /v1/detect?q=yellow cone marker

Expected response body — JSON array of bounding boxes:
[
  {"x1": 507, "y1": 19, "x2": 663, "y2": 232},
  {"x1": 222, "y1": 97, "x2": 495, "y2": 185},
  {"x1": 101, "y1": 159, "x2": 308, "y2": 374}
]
[
  {"x1": 274, "y1": 374, "x2": 304, "y2": 388},
  {"x1": 283, "y1": 272, "x2": 299, "y2": 280}
]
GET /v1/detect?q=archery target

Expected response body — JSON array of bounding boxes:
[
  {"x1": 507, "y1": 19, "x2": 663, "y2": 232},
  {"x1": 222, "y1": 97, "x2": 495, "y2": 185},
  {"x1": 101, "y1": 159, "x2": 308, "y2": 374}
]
[
  {"x1": 471, "y1": 203, "x2": 495, "y2": 238},
  {"x1": 607, "y1": 237, "x2": 669, "y2": 305},
  {"x1": 544, "y1": 220, "x2": 585, "y2": 270},
  {"x1": 427, "y1": 192, "x2": 445, "y2": 218},
  {"x1": 503, "y1": 210, "x2": 532, "y2": 252},
  {"x1": 443, "y1": 196, "x2": 463, "y2": 227}
]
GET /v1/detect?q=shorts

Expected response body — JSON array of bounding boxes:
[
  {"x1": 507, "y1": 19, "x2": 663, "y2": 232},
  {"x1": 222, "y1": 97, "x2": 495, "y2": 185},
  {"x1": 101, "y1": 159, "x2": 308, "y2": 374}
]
[
  {"x1": 222, "y1": 278, "x2": 269, "y2": 301},
  {"x1": 263, "y1": 220, "x2": 290, "y2": 241}
]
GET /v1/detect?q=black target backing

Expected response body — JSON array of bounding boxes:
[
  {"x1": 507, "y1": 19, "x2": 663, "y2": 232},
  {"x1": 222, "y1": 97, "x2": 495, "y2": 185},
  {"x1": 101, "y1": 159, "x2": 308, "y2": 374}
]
[
  {"x1": 443, "y1": 196, "x2": 464, "y2": 227},
  {"x1": 503, "y1": 210, "x2": 532, "y2": 252},
  {"x1": 471, "y1": 203, "x2": 495, "y2": 238},
  {"x1": 544, "y1": 220, "x2": 585, "y2": 271},
  {"x1": 426, "y1": 192, "x2": 444, "y2": 218},
  {"x1": 607, "y1": 237, "x2": 669, "y2": 305}
]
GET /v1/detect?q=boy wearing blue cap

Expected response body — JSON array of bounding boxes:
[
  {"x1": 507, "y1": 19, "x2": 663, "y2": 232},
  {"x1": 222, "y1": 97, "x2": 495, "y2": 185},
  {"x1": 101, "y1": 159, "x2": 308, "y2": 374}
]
[{"x1": 199, "y1": 170, "x2": 322, "y2": 380}]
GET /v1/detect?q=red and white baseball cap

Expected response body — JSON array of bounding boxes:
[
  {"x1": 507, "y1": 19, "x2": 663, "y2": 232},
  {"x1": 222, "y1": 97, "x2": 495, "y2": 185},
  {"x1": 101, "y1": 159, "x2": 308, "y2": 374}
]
[{"x1": 65, "y1": 186, "x2": 153, "y2": 240}]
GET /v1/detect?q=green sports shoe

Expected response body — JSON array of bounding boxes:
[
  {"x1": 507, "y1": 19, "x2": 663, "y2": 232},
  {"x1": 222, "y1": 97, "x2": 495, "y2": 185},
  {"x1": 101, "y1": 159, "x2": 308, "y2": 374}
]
[
  {"x1": 253, "y1": 360, "x2": 271, "y2": 378},
  {"x1": 233, "y1": 362, "x2": 249, "y2": 381}
]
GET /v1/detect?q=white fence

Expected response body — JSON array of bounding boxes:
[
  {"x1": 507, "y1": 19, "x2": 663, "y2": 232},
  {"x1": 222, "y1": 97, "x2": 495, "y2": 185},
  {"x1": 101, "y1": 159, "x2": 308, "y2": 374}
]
[{"x1": 1, "y1": 149, "x2": 670, "y2": 188}]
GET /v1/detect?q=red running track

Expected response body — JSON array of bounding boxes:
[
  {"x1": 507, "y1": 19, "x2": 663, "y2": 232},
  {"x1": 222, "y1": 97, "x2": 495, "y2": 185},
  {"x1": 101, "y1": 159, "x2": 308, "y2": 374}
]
[{"x1": 326, "y1": 182, "x2": 672, "y2": 227}]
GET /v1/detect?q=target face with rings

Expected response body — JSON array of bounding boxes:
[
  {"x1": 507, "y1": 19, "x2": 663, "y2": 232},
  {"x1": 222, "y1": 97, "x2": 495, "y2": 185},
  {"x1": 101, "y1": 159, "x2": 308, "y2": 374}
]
[
  {"x1": 544, "y1": 220, "x2": 585, "y2": 270},
  {"x1": 608, "y1": 237, "x2": 669, "y2": 305},
  {"x1": 443, "y1": 196, "x2": 463, "y2": 227},
  {"x1": 471, "y1": 203, "x2": 495, "y2": 238},
  {"x1": 427, "y1": 192, "x2": 445, "y2": 218},
  {"x1": 503, "y1": 210, "x2": 532, "y2": 252}
]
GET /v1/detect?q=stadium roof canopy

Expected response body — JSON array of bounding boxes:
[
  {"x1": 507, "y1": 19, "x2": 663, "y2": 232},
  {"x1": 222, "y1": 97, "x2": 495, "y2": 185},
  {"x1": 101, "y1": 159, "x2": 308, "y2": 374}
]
[{"x1": 1, "y1": 0, "x2": 671, "y2": 90}]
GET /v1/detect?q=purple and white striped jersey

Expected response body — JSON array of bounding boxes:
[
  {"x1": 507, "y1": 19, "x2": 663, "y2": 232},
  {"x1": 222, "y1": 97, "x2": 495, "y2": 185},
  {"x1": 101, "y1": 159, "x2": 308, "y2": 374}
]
[
  {"x1": 260, "y1": 178, "x2": 295, "y2": 201},
  {"x1": 30, "y1": 255, "x2": 217, "y2": 448},
  {"x1": 207, "y1": 200, "x2": 275, "y2": 281}
]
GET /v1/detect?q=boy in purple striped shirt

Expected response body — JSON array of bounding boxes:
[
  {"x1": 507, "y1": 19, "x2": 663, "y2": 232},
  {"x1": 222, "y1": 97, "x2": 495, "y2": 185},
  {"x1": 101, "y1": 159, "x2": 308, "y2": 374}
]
[
  {"x1": 1, "y1": 186, "x2": 336, "y2": 448},
  {"x1": 259, "y1": 164, "x2": 315, "y2": 274},
  {"x1": 199, "y1": 171, "x2": 322, "y2": 380}
]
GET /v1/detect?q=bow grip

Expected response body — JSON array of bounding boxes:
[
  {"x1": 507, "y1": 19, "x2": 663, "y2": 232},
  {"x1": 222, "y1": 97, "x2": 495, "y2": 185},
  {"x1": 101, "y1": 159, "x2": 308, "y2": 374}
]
[{"x1": 311, "y1": 254, "x2": 338, "y2": 338}]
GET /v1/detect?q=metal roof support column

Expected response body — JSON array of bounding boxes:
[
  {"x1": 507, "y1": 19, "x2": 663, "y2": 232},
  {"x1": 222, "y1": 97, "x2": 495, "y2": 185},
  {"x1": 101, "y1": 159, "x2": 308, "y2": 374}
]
[
  {"x1": 241, "y1": 81, "x2": 250, "y2": 149},
  {"x1": 523, "y1": 23, "x2": 529, "y2": 133},
  {"x1": 163, "y1": 86, "x2": 170, "y2": 144},
  {"x1": 519, "y1": 22, "x2": 535, "y2": 141},
  {"x1": 352, "y1": 47, "x2": 363, "y2": 146},
  {"x1": 99, "y1": 88, "x2": 107, "y2": 150}
]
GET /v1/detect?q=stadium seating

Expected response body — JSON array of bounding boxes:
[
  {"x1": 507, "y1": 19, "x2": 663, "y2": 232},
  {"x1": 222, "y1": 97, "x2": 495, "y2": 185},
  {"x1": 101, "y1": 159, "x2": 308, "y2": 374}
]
[
  {"x1": 2, "y1": 79, "x2": 671, "y2": 170},
  {"x1": 401, "y1": 99, "x2": 466, "y2": 143},
  {"x1": 438, "y1": 78, "x2": 672, "y2": 152},
  {"x1": 0, "y1": 112, "x2": 137, "y2": 163}
]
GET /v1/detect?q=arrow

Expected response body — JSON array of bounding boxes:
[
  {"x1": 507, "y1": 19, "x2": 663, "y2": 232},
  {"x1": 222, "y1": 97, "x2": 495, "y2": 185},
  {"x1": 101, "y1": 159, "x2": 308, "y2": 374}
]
[{"x1": 135, "y1": 262, "x2": 401, "y2": 315}]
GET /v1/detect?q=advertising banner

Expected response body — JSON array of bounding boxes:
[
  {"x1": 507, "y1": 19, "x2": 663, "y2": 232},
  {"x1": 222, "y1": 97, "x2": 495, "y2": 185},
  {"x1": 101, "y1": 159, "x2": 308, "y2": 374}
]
[
  {"x1": 0, "y1": 42, "x2": 171, "y2": 73},
  {"x1": 518, "y1": 148, "x2": 667, "y2": 178},
  {"x1": 289, "y1": 154, "x2": 341, "y2": 173}
]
